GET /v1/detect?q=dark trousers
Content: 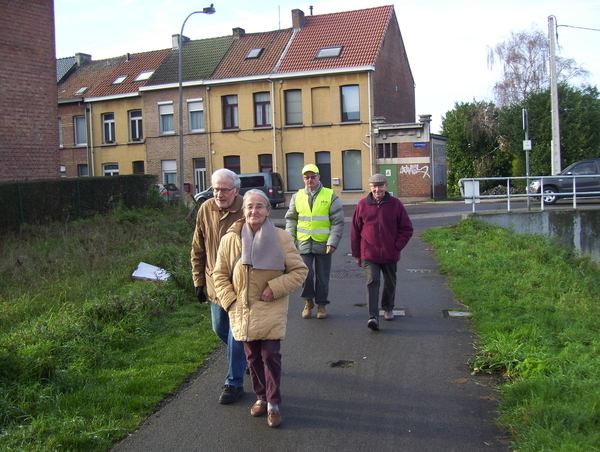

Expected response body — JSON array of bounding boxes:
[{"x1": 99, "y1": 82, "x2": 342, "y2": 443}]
[
  {"x1": 362, "y1": 260, "x2": 397, "y2": 318},
  {"x1": 244, "y1": 340, "x2": 282, "y2": 405},
  {"x1": 300, "y1": 253, "x2": 332, "y2": 305}
]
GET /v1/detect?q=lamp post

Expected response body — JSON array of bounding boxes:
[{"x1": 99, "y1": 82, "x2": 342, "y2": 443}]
[{"x1": 178, "y1": 4, "x2": 215, "y2": 202}]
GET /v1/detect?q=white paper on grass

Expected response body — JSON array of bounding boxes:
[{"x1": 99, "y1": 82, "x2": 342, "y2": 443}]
[{"x1": 131, "y1": 262, "x2": 170, "y2": 281}]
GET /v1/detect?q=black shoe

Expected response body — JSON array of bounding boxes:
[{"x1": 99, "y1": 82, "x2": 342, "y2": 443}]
[
  {"x1": 219, "y1": 385, "x2": 244, "y2": 404},
  {"x1": 367, "y1": 317, "x2": 379, "y2": 331}
]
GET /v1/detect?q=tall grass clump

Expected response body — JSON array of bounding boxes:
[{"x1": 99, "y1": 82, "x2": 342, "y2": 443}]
[
  {"x1": 0, "y1": 200, "x2": 220, "y2": 452},
  {"x1": 423, "y1": 219, "x2": 600, "y2": 452}
]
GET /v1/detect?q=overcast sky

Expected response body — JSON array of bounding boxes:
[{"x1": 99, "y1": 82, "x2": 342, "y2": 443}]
[{"x1": 55, "y1": 0, "x2": 600, "y2": 133}]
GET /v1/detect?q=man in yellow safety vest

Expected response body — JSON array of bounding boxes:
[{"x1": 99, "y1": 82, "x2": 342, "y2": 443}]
[{"x1": 285, "y1": 164, "x2": 344, "y2": 319}]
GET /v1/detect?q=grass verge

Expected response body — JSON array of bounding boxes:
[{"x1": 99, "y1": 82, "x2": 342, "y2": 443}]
[
  {"x1": 423, "y1": 219, "x2": 600, "y2": 452},
  {"x1": 0, "y1": 202, "x2": 220, "y2": 452}
]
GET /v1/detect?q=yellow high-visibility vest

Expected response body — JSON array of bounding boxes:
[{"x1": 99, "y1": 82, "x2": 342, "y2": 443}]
[{"x1": 296, "y1": 188, "x2": 333, "y2": 242}]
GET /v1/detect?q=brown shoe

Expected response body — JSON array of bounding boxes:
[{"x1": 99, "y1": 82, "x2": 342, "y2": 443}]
[
  {"x1": 302, "y1": 300, "x2": 314, "y2": 319},
  {"x1": 316, "y1": 305, "x2": 327, "y2": 319},
  {"x1": 267, "y1": 409, "x2": 281, "y2": 427},
  {"x1": 250, "y1": 400, "x2": 267, "y2": 417}
]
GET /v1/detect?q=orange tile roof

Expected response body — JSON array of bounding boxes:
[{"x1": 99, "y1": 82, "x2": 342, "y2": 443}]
[
  {"x1": 211, "y1": 29, "x2": 294, "y2": 79},
  {"x1": 277, "y1": 5, "x2": 394, "y2": 74},
  {"x1": 87, "y1": 48, "x2": 171, "y2": 98}
]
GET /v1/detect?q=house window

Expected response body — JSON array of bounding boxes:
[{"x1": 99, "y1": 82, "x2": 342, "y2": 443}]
[
  {"x1": 162, "y1": 160, "x2": 177, "y2": 184},
  {"x1": 102, "y1": 113, "x2": 115, "y2": 144},
  {"x1": 113, "y1": 75, "x2": 127, "y2": 84},
  {"x1": 341, "y1": 85, "x2": 360, "y2": 122},
  {"x1": 58, "y1": 118, "x2": 63, "y2": 148},
  {"x1": 74, "y1": 115, "x2": 87, "y2": 146},
  {"x1": 224, "y1": 156, "x2": 241, "y2": 174},
  {"x1": 246, "y1": 48, "x2": 263, "y2": 59},
  {"x1": 259, "y1": 154, "x2": 272, "y2": 173},
  {"x1": 342, "y1": 150, "x2": 362, "y2": 190},
  {"x1": 60, "y1": 165, "x2": 66, "y2": 177},
  {"x1": 75, "y1": 86, "x2": 87, "y2": 95},
  {"x1": 135, "y1": 70, "x2": 154, "y2": 81},
  {"x1": 188, "y1": 99, "x2": 204, "y2": 132},
  {"x1": 132, "y1": 161, "x2": 145, "y2": 174},
  {"x1": 103, "y1": 163, "x2": 119, "y2": 176},
  {"x1": 377, "y1": 143, "x2": 398, "y2": 158},
  {"x1": 129, "y1": 110, "x2": 143, "y2": 141},
  {"x1": 78, "y1": 164, "x2": 89, "y2": 177},
  {"x1": 222, "y1": 95, "x2": 239, "y2": 129},
  {"x1": 286, "y1": 152, "x2": 304, "y2": 191},
  {"x1": 159, "y1": 102, "x2": 174, "y2": 134},
  {"x1": 316, "y1": 46, "x2": 343, "y2": 59},
  {"x1": 254, "y1": 92, "x2": 270, "y2": 127},
  {"x1": 316, "y1": 151, "x2": 331, "y2": 188},
  {"x1": 285, "y1": 89, "x2": 302, "y2": 125}
]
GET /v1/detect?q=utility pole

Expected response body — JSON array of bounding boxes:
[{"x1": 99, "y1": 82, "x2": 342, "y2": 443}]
[
  {"x1": 523, "y1": 109, "x2": 532, "y2": 210},
  {"x1": 548, "y1": 15, "x2": 561, "y2": 175}
]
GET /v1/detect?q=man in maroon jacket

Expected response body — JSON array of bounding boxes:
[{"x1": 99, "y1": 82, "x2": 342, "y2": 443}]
[{"x1": 351, "y1": 174, "x2": 414, "y2": 330}]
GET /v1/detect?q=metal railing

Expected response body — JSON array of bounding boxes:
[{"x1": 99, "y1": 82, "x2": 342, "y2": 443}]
[{"x1": 458, "y1": 175, "x2": 600, "y2": 212}]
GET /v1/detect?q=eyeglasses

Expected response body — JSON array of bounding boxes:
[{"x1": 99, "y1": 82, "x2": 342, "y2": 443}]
[
  {"x1": 303, "y1": 175, "x2": 319, "y2": 180},
  {"x1": 213, "y1": 187, "x2": 235, "y2": 194}
]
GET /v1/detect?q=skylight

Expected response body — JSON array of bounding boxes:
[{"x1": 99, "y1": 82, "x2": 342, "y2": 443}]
[
  {"x1": 134, "y1": 70, "x2": 154, "y2": 81},
  {"x1": 113, "y1": 75, "x2": 127, "y2": 84},
  {"x1": 316, "y1": 46, "x2": 343, "y2": 59},
  {"x1": 246, "y1": 48, "x2": 264, "y2": 59},
  {"x1": 75, "y1": 86, "x2": 88, "y2": 95}
]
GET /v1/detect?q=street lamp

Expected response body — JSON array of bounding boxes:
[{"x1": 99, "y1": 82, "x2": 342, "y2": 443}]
[{"x1": 178, "y1": 4, "x2": 215, "y2": 202}]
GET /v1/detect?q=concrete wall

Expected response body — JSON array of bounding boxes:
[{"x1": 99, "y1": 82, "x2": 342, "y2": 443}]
[{"x1": 469, "y1": 209, "x2": 600, "y2": 264}]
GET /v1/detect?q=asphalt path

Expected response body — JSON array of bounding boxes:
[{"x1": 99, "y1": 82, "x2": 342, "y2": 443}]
[{"x1": 112, "y1": 200, "x2": 511, "y2": 452}]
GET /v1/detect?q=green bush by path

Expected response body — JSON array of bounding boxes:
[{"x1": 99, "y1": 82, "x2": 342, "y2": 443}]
[
  {"x1": 0, "y1": 203, "x2": 219, "y2": 452},
  {"x1": 423, "y1": 219, "x2": 600, "y2": 452}
]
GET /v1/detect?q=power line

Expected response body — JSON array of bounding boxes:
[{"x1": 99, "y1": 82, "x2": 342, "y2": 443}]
[{"x1": 558, "y1": 24, "x2": 600, "y2": 32}]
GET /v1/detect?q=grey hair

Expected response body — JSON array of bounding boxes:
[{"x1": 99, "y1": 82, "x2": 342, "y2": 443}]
[
  {"x1": 243, "y1": 189, "x2": 271, "y2": 212},
  {"x1": 211, "y1": 168, "x2": 240, "y2": 189}
]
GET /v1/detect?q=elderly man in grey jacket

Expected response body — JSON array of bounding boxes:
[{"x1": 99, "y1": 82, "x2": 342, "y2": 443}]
[{"x1": 285, "y1": 164, "x2": 344, "y2": 319}]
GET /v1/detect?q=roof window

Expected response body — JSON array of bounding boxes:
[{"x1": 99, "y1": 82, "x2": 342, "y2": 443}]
[
  {"x1": 246, "y1": 48, "x2": 264, "y2": 59},
  {"x1": 316, "y1": 46, "x2": 343, "y2": 59},
  {"x1": 75, "y1": 86, "x2": 88, "y2": 95},
  {"x1": 112, "y1": 75, "x2": 127, "y2": 84},
  {"x1": 134, "y1": 70, "x2": 154, "y2": 81}
]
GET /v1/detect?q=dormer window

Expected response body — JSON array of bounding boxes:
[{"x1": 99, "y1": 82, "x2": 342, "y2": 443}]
[
  {"x1": 75, "y1": 86, "x2": 88, "y2": 95},
  {"x1": 316, "y1": 46, "x2": 343, "y2": 59},
  {"x1": 113, "y1": 75, "x2": 127, "y2": 84},
  {"x1": 246, "y1": 48, "x2": 264, "y2": 59},
  {"x1": 134, "y1": 70, "x2": 154, "y2": 81}
]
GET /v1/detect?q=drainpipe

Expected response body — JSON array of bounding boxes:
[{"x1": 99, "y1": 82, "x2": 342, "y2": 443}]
[
  {"x1": 205, "y1": 86, "x2": 212, "y2": 175},
  {"x1": 88, "y1": 102, "x2": 95, "y2": 176},
  {"x1": 269, "y1": 79, "x2": 277, "y2": 172},
  {"x1": 368, "y1": 71, "x2": 374, "y2": 175}
]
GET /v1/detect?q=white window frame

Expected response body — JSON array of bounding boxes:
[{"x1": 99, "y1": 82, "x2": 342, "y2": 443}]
[
  {"x1": 188, "y1": 99, "x2": 204, "y2": 132},
  {"x1": 74, "y1": 115, "x2": 87, "y2": 146},
  {"x1": 102, "y1": 112, "x2": 115, "y2": 144},
  {"x1": 341, "y1": 85, "x2": 360, "y2": 122},
  {"x1": 103, "y1": 163, "x2": 119, "y2": 176},
  {"x1": 158, "y1": 102, "x2": 174, "y2": 134}
]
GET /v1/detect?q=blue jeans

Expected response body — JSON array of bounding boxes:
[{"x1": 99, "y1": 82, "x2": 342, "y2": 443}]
[
  {"x1": 210, "y1": 301, "x2": 246, "y2": 387},
  {"x1": 300, "y1": 253, "x2": 332, "y2": 305},
  {"x1": 362, "y1": 260, "x2": 397, "y2": 318}
]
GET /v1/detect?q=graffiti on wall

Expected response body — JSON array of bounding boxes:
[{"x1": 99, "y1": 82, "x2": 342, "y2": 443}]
[{"x1": 400, "y1": 164, "x2": 430, "y2": 179}]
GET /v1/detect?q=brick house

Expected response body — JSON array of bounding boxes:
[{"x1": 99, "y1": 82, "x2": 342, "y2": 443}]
[{"x1": 1, "y1": 0, "x2": 59, "y2": 181}]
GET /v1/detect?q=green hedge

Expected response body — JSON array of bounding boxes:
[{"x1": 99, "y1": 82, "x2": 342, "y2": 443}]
[{"x1": 0, "y1": 175, "x2": 157, "y2": 231}]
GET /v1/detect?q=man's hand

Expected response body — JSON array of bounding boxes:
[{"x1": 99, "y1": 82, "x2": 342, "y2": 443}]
[{"x1": 194, "y1": 286, "x2": 207, "y2": 303}]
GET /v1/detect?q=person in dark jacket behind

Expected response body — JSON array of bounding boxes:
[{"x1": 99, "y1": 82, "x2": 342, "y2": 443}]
[{"x1": 351, "y1": 173, "x2": 413, "y2": 331}]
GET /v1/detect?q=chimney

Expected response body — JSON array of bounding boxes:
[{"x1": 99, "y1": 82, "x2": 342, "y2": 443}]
[
  {"x1": 233, "y1": 27, "x2": 246, "y2": 39},
  {"x1": 292, "y1": 9, "x2": 306, "y2": 30},
  {"x1": 418, "y1": 114, "x2": 432, "y2": 123},
  {"x1": 172, "y1": 34, "x2": 190, "y2": 50},
  {"x1": 75, "y1": 53, "x2": 92, "y2": 66}
]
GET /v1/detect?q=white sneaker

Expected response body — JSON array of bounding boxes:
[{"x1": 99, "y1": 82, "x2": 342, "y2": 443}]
[{"x1": 384, "y1": 310, "x2": 394, "y2": 321}]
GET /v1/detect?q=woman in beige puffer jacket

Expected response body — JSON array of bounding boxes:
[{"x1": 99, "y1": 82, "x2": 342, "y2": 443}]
[{"x1": 214, "y1": 190, "x2": 307, "y2": 427}]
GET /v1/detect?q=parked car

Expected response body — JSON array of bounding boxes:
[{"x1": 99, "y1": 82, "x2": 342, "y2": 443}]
[
  {"x1": 156, "y1": 183, "x2": 180, "y2": 203},
  {"x1": 193, "y1": 172, "x2": 286, "y2": 208},
  {"x1": 530, "y1": 158, "x2": 600, "y2": 204}
]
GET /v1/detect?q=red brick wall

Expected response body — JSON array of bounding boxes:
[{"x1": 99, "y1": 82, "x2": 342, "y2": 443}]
[
  {"x1": 0, "y1": 0, "x2": 59, "y2": 181},
  {"x1": 59, "y1": 103, "x2": 89, "y2": 177},
  {"x1": 397, "y1": 143, "x2": 431, "y2": 198}
]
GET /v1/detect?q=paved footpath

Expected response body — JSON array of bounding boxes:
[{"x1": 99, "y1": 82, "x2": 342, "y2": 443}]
[{"x1": 112, "y1": 206, "x2": 509, "y2": 452}]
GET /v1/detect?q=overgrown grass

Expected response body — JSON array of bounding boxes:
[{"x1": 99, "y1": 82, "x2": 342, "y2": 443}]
[
  {"x1": 423, "y1": 219, "x2": 600, "y2": 452},
  {"x1": 0, "y1": 201, "x2": 220, "y2": 452}
]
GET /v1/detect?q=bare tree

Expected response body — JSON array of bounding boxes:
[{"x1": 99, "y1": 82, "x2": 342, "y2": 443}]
[{"x1": 488, "y1": 27, "x2": 589, "y2": 106}]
